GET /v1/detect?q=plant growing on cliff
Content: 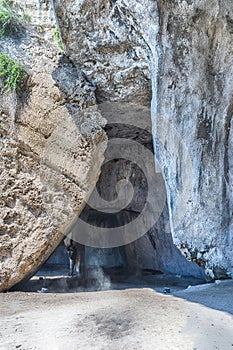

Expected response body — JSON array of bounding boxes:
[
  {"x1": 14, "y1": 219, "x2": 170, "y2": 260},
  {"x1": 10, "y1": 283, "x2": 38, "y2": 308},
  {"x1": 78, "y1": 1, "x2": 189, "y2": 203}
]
[
  {"x1": 53, "y1": 27, "x2": 65, "y2": 51},
  {"x1": 0, "y1": 53, "x2": 28, "y2": 92},
  {"x1": 23, "y1": 13, "x2": 31, "y2": 23},
  {"x1": 0, "y1": 0, "x2": 20, "y2": 37}
]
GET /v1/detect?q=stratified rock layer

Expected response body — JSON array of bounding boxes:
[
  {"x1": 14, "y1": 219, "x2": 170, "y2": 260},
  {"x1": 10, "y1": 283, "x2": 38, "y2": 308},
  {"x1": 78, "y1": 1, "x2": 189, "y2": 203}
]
[{"x1": 0, "y1": 24, "x2": 107, "y2": 291}]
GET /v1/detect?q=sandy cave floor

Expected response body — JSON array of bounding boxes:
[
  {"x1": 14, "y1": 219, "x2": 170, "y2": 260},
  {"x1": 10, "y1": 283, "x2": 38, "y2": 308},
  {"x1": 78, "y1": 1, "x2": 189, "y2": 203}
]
[{"x1": 1, "y1": 271, "x2": 233, "y2": 350}]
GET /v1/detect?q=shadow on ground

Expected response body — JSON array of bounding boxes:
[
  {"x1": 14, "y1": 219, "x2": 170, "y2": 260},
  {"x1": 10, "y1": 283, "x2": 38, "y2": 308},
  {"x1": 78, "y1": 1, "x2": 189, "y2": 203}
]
[
  {"x1": 10, "y1": 265, "x2": 233, "y2": 316},
  {"x1": 10, "y1": 265, "x2": 206, "y2": 294},
  {"x1": 174, "y1": 280, "x2": 233, "y2": 316}
]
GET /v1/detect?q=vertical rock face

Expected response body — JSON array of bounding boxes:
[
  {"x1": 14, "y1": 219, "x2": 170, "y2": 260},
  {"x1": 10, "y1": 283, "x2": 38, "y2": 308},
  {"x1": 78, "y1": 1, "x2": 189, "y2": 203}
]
[
  {"x1": 155, "y1": 0, "x2": 233, "y2": 277},
  {"x1": 53, "y1": 0, "x2": 203, "y2": 278},
  {"x1": 54, "y1": 0, "x2": 233, "y2": 277}
]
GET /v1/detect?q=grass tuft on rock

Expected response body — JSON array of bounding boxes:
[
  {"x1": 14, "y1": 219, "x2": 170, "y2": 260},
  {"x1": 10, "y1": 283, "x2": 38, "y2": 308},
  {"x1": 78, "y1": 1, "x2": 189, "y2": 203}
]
[
  {"x1": 53, "y1": 27, "x2": 65, "y2": 51},
  {"x1": 0, "y1": 53, "x2": 28, "y2": 92},
  {"x1": 0, "y1": 0, "x2": 20, "y2": 38}
]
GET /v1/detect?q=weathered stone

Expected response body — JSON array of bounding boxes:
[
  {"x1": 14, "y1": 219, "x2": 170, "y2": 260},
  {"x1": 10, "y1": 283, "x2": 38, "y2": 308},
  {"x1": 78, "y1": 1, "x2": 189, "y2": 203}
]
[
  {"x1": 1, "y1": 0, "x2": 233, "y2": 291},
  {"x1": 14, "y1": 0, "x2": 56, "y2": 41},
  {"x1": 0, "y1": 25, "x2": 107, "y2": 291},
  {"x1": 54, "y1": 0, "x2": 233, "y2": 278},
  {"x1": 154, "y1": 0, "x2": 233, "y2": 277},
  {"x1": 53, "y1": 0, "x2": 153, "y2": 105}
]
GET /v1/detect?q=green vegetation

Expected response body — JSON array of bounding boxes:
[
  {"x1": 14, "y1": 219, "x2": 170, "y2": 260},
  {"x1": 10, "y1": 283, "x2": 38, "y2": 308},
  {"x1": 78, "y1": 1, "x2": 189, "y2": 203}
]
[
  {"x1": 23, "y1": 13, "x2": 31, "y2": 23},
  {"x1": 53, "y1": 27, "x2": 65, "y2": 51},
  {"x1": 0, "y1": 0, "x2": 20, "y2": 38},
  {"x1": 0, "y1": 53, "x2": 28, "y2": 92}
]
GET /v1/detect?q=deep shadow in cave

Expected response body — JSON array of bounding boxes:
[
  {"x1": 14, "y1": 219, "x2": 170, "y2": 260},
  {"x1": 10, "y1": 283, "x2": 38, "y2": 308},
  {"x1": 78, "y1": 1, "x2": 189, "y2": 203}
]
[{"x1": 11, "y1": 102, "x2": 205, "y2": 293}]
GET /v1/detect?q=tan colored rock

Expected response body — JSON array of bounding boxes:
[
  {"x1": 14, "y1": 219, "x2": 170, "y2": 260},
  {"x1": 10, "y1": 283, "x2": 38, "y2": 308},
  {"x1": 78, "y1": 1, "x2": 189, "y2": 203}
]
[{"x1": 0, "y1": 25, "x2": 107, "y2": 291}]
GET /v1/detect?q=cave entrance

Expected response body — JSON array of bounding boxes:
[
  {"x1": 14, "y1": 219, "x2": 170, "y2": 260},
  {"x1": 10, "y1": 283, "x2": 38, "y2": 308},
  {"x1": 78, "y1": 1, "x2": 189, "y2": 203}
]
[
  {"x1": 73, "y1": 101, "x2": 168, "y2": 278},
  {"x1": 37, "y1": 102, "x2": 204, "y2": 289}
]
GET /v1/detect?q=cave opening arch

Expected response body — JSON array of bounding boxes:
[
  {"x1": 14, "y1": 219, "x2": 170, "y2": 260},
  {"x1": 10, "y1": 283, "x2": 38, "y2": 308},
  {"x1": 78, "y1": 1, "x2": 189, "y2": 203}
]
[
  {"x1": 72, "y1": 102, "x2": 205, "y2": 278},
  {"x1": 41, "y1": 102, "x2": 205, "y2": 281}
]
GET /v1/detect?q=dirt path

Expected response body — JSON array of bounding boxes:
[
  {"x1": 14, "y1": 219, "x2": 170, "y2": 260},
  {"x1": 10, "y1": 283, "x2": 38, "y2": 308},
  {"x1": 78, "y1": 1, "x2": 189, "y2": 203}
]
[{"x1": 1, "y1": 287, "x2": 233, "y2": 350}]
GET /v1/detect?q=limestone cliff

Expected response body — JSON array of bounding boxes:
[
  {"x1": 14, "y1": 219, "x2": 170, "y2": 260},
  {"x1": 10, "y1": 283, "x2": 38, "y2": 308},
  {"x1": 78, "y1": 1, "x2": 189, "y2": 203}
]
[
  {"x1": 53, "y1": 0, "x2": 233, "y2": 278},
  {"x1": 155, "y1": 0, "x2": 233, "y2": 278}
]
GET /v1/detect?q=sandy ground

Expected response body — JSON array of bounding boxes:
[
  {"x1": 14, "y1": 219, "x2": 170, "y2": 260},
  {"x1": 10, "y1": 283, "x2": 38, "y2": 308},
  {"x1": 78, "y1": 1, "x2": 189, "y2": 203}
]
[{"x1": 1, "y1": 280, "x2": 233, "y2": 350}]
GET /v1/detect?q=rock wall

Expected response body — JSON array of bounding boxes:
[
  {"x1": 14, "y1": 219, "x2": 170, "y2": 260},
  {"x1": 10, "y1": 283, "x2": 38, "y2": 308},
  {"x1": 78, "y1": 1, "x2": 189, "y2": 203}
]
[
  {"x1": 14, "y1": 0, "x2": 56, "y2": 40},
  {"x1": 0, "y1": 11, "x2": 107, "y2": 291},
  {"x1": 54, "y1": 0, "x2": 233, "y2": 278},
  {"x1": 53, "y1": 0, "x2": 154, "y2": 105},
  {"x1": 155, "y1": 0, "x2": 233, "y2": 278}
]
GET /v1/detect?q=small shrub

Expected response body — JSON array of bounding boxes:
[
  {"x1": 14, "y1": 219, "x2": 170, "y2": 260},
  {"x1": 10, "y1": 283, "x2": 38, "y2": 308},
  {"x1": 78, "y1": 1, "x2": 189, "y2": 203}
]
[
  {"x1": 0, "y1": 53, "x2": 28, "y2": 92},
  {"x1": 0, "y1": 0, "x2": 20, "y2": 38},
  {"x1": 53, "y1": 27, "x2": 64, "y2": 51}
]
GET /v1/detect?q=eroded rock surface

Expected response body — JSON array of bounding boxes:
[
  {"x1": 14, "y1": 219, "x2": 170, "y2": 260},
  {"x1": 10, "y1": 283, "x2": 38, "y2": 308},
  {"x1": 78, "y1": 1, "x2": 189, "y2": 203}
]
[
  {"x1": 0, "y1": 23, "x2": 107, "y2": 291},
  {"x1": 155, "y1": 0, "x2": 233, "y2": 277},
  {"x1": 54, "y1": 0, "x2": 233, "y2": 277}
]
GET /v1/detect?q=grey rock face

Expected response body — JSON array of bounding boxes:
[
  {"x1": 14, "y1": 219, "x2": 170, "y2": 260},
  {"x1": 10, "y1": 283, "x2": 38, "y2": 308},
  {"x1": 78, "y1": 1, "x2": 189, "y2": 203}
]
[
  {"x1": 54, "y1": 0, "x2": 233, "y2": 277},
  {"x1": 155, "y1": 0, "x2": 233, "y2": 277},
  {"x1": 53, "y1": 0, "x2": 154, "y2": 105}
]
